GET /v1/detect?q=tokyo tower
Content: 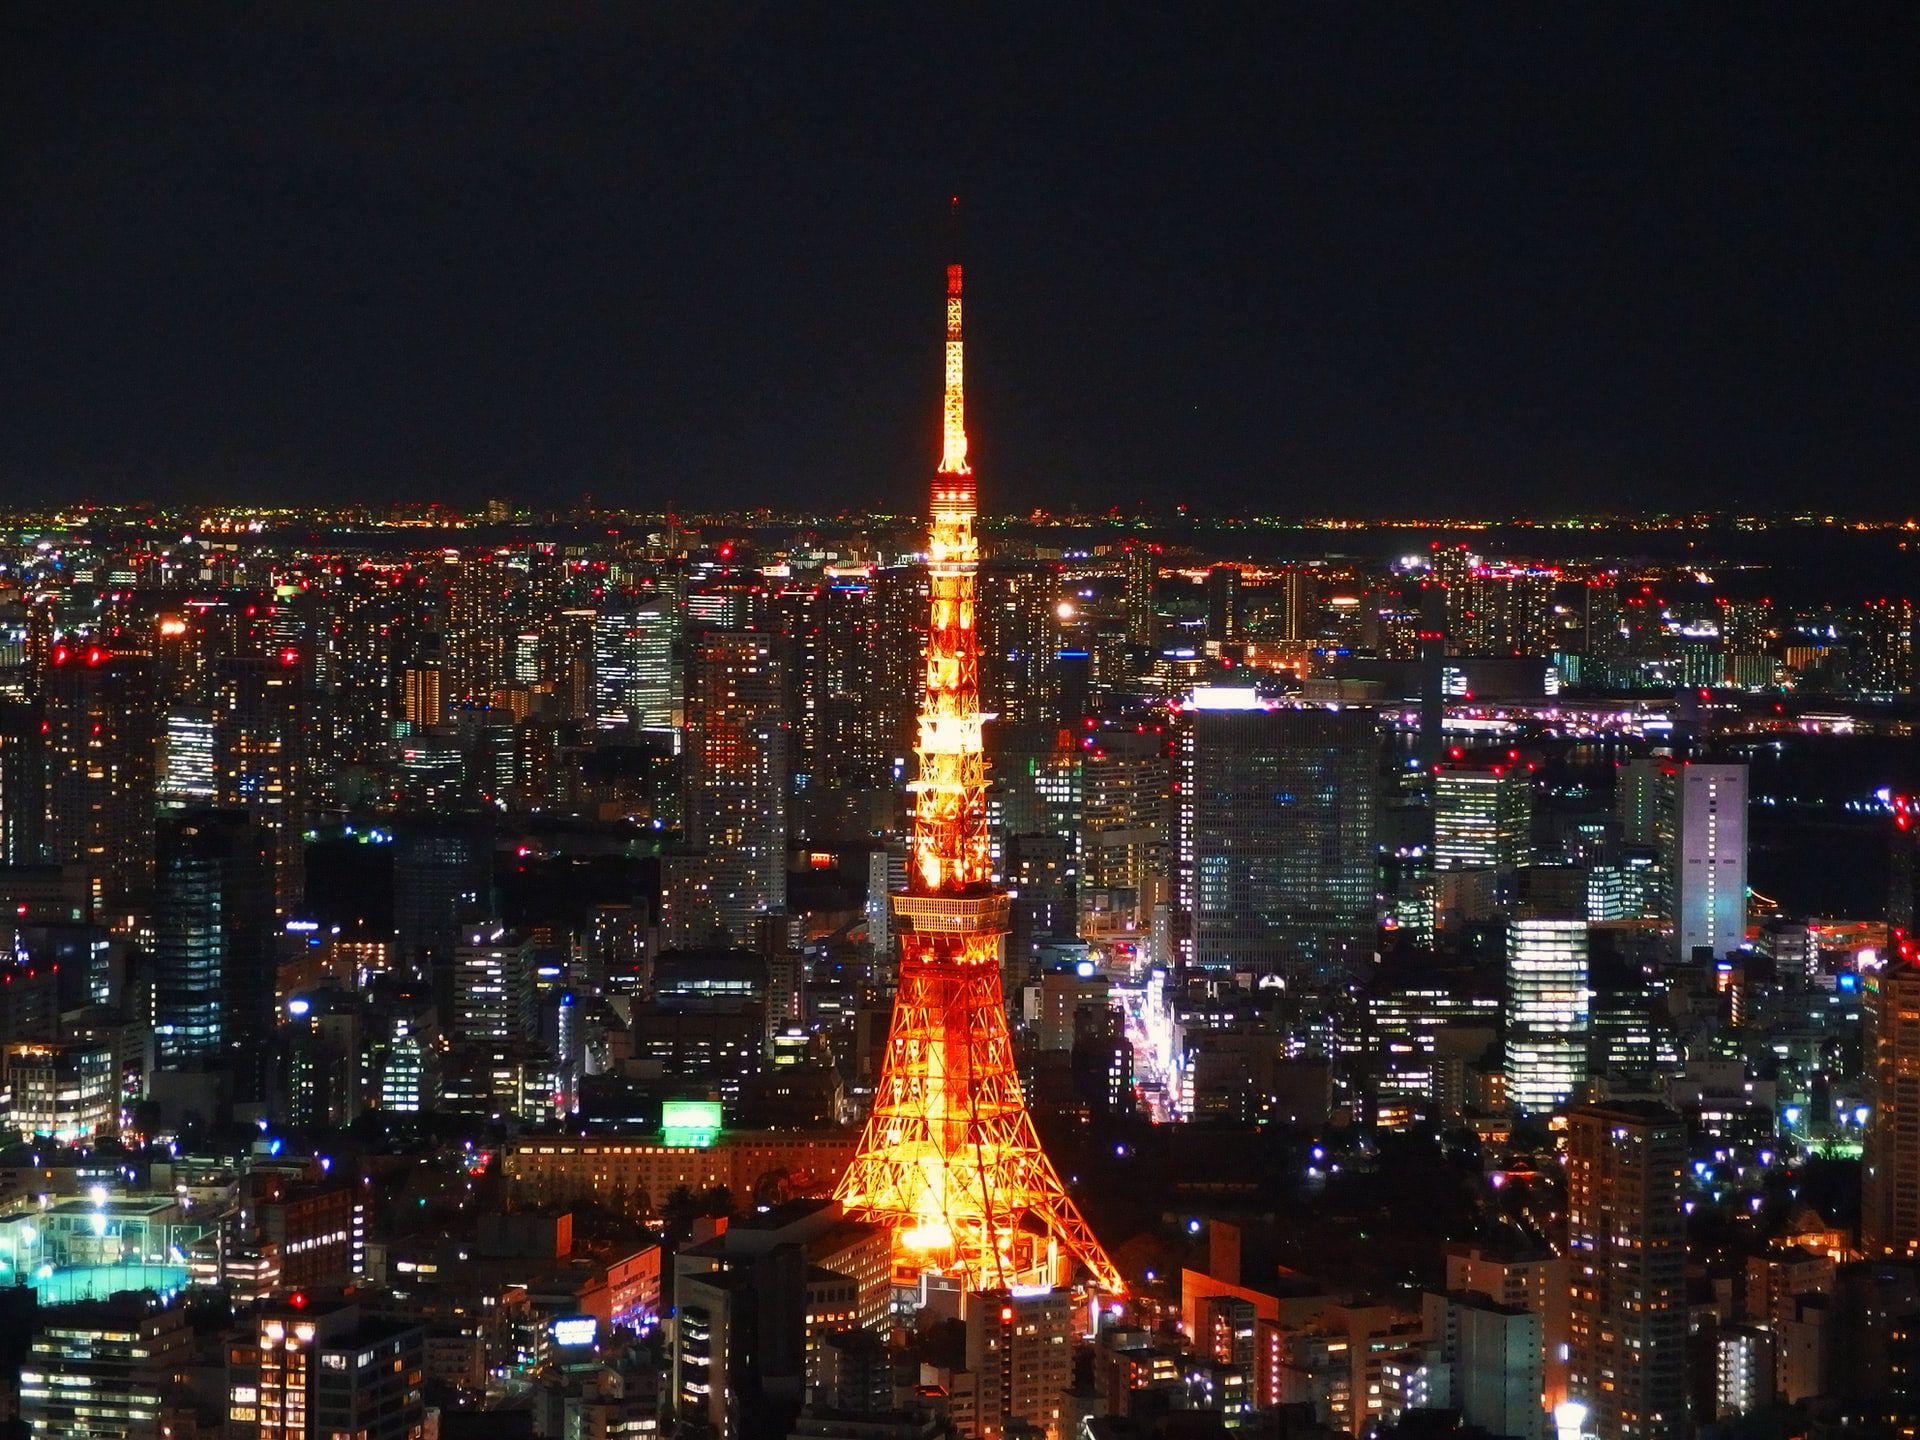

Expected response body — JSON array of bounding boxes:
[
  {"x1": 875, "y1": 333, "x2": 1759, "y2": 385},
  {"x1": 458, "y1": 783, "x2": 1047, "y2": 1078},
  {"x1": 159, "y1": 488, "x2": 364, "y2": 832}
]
[{"x1": 835, "y1": 205, "x2": 1123, "y2": 1296}]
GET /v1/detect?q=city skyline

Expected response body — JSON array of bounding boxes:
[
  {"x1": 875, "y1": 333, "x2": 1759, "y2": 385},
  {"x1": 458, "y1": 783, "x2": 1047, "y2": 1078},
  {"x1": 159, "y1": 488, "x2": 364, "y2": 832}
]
[{"x1": 5, "y1": 13, "x2": 1920, "y2": 1440}]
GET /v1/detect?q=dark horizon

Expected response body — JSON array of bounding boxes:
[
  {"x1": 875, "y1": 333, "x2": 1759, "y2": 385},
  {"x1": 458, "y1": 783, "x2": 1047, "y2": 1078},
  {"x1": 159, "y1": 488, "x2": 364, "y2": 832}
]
[{"x1": 8, "y1": 5, "x2": 1919, "y2": 517}]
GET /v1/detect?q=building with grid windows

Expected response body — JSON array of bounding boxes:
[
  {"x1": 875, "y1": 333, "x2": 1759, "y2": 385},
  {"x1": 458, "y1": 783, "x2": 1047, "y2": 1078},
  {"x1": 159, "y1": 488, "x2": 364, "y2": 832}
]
[
  {"x1": 1174, "y1": 698, "x2": 1378, "y2": 984},
  {"x1": 1504, "y1": 916, "x2": 1590, "y2": 1114},
  {"x1": 1432, "y1": 754, "x2": 1532, "y2": 872},
  {"x1": 1567, "y1": 1103, "x2": 1687, "y2": 1440},
  {"x1": 1666, "y1": 762, "x2": 1747, "y2": 961}
]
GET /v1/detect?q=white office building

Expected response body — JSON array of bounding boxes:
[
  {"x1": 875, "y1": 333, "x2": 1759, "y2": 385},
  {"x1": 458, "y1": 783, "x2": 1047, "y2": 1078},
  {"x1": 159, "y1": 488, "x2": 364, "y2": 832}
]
[{"x1": 1505, "y1": 917, "x2": 1589, "y2": 1114}]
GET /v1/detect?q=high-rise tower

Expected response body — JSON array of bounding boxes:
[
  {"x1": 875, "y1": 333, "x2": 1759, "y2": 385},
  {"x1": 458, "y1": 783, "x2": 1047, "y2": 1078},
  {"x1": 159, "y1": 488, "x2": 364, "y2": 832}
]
[{"x1": 836, "y1": 209, "x2": 1122, "y2": 1295}]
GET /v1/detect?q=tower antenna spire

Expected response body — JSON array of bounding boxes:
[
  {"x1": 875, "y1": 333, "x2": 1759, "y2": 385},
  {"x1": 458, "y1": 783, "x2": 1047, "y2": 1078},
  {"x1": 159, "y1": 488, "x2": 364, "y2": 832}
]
[{"x1": 940, "y1": 195, "x2": 969, "y2": 477}]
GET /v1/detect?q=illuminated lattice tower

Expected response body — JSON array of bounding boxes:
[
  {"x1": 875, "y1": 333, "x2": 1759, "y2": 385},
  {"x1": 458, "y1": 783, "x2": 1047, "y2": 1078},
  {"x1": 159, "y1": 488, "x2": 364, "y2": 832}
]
[{"x1": 835, "y1": 213, "x2": 1123, "y2": 1295}]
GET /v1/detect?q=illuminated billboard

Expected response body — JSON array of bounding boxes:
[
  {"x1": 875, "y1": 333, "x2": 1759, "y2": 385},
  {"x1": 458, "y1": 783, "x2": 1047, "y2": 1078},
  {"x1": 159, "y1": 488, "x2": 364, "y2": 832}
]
[{"x1": 660, "y1": 1099, "x2": 723, "y2": 1148}]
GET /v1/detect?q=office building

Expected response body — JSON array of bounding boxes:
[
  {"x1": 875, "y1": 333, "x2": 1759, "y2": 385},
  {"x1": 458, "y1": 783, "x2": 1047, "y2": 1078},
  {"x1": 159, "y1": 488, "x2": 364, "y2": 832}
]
[
  {"x1": 4, "y1": 1040, "x2": 117, "y2": 1144},
  {"x1": 152, "y1": 808, "x2": 276, "y2": 1072},
  {"x1": 1615, "y1": 757, "x2": 1673, "y2": 849},
  {"x1": 1567, "y1": 1104, "x2": 1687, "y2": 1440},
  {"x1": 451, "y1": 926, "x2": 535, "y2": 1045},
  {"x1": 393, "y1": 821, "x2": 493, "y2": 980},
  {"x1": 20, "y1": 1292, "x2": 190, "y2": 1439},
  {"x1": 1666, "y1": 762, "x2": 1747, "y2": 960},
  {"x1": 158, "y1": 702, "x2": 217, "y2": 808},
  {"x1": 1174, "y1": 701, "x2": 1379, "y2": 983},
  {"x1": 592, "y1": 594, "x2": 676, "y2": 733},
  {"x1": 1432, "y1": 754, "x2": 1531, "y2": 872},
  {"x1": 1504, "y1": 917, "x2": 1590, "y2": 1114}
]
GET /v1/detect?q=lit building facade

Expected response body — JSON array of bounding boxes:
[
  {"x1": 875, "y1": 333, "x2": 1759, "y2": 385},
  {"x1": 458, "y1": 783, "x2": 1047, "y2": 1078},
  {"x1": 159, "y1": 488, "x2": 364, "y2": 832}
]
[
  {"x1": 1567, "y1": 1104, "x2": 1687, "y2": 1440},
  {"x1": 1432, "y1": 756, "x2": 1531, "y2": 872},
  {"x1": 1174, "y1": 702, "x2": 1379, "y2": 983},
  {"x1": 1667, "y1": 762, "x2": 1747, "y2": 960},
  {"x1": 1504, "y1": 917, "x2": 1590, "y2": 1114},
  {"x1": 1863, "y1": 963, "x2": 1920, "y2": 1257},
  {"x1": 592, "y1": 594, "x2": 676, "y2": 734},
  {"x1": 152, "y1": 808, "x2": 276, "y2": 1072},
  {"x1": 682, "y1": 630, "x2": 788, "y2": 940},
  {"x1": 4, "y1": 1041, "x2": 117, "y2": 1144},
  {"x1": 21, "y1": 1292, "x2": 189, "y2": 1439},
  {"x1": 227, "y1": 1296, "x2": 424, "y2": 1440}
]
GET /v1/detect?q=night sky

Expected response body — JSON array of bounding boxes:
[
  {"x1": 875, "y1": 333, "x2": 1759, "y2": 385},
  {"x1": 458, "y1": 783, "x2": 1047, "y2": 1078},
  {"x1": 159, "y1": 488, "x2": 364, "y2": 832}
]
[{"x1": 8, "y1": 5, "x2": 1918, "y2": 516}]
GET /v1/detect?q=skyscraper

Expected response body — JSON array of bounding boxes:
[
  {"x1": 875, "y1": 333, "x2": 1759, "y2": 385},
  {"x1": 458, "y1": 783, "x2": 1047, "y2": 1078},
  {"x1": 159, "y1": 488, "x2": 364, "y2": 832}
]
[
  {"x1": 682, "y1": 630, "x2": 788, "y2": 941},
  {"x1": 159, "y1": 702, "x2": 217, "y2": 808},
  {"x1": 1504, "y1": 916, "x2": 1590, "y2": 1114},
  {"x1": 592, "y1": 593, "x2": 676, "y2": 734},
  {"x1": 1205, "y1": 563, "x2": 1243, "y2": 643},
  {"x1": 445, "y1": 550, "x2": 509, "y2": 709},
  {"x1": 1174, "y1": 699, "x2": 1379, "y2": 982},
  {"x1": 1124, "y1": 543, "x2": 1158, "y2": 647},
  {"x1": 1432, "y1": 754, "x2": 1532, "y2": 872},
  {"x1": 1666, "y1": 762, "x2": 1747, "y2": 960},
  {"x1": 1856, "y1": 598, "x2": 1916, "y2": 699},
  {"x1": 1863, "y1": 963, "x2": 1920, "y2": 1257},
  {"x1": 1892, "y1": 794, "x2": 1920, "y2": 957},
  {"x1": 152, "y1": 808, "x2": 276, "y2": 1072},
  {"x1": 214, "y1": 653, "x2": 308, "y2": 913},
  {"x1": 979, "y1": 559, "x2": 1063, "y2": 727},
  {"x1": 41, "y1": 647, "x2": 158, "y2": 905},
  {"x1": 1614, "y1": 756, "x2": 1673, "y2": 849},
  {"x1": 1567, "y1": 1103, "x2": 1687, "y2": 1440}
]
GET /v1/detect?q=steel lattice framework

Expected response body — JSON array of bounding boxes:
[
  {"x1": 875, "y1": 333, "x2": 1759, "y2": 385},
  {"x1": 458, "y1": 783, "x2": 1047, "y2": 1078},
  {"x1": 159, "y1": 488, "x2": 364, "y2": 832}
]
[{"x1": 835, "y1": 224, "x2": 1123, "y2": 1296}]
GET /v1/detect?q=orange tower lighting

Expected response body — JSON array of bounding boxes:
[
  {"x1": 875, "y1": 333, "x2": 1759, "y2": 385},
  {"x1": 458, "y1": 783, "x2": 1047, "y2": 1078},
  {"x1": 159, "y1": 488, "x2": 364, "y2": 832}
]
[{"x1": 835, "y1": 204, "x2": 1123, "y2": 1296}]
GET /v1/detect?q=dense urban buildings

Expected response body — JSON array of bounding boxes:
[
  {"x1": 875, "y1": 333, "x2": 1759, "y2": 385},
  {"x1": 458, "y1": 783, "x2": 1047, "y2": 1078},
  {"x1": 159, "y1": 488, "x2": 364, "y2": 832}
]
[
  {"x1": 0, "y1": 452, "x2": 1912, "y2": 1440},
  {"x1": 2, "y1": 33, "x2": 1917, "y2": 1436}
]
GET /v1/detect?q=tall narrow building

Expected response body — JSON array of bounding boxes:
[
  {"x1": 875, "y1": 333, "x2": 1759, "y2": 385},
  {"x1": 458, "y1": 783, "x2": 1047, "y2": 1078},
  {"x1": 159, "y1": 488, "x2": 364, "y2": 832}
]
[
  {"x1": 836, "y1": 208, "x2": 1121, "y2": 1295},
  {"x1": 1567, "y1": 1103, "x2": 1687, "y2": 1440},
  {"x1": 1504, "y1": 915, "x2": 1589, "y2": 1114},
  {"x1": 1863, "y1": 962, "x2": 1920, "y2": 1256},
  {"x1": 680, "y1": 630, "x2": 789, "y2": 941},
  {"x1": 1666, "y1": 762, "x2": 1747, "y2": 960},
  {"x1": 445, "y1": 550, "x2": 509, "y2": 709},
  {"x1": 153, "y1": 808, "x2": 276, "y2": 1075},
  {"x1": 41, "y1": 647, "x2": 158, "y2": 906}
]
